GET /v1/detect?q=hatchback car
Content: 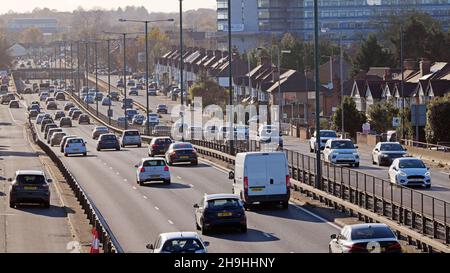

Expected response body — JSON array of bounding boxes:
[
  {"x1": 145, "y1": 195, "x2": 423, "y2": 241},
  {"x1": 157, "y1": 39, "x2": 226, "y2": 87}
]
[
  {"x1": 28, "y1": 109, "x2": 39, "y2": 119},
  {"x1": 101, "y1": 97, "x2": 112, "y2": 106},
  {"x1": 40, "y1": 118, "x2": 54, "y2": 132},
  {"x1": 39, "y1": 92, "x2": 49, "y2": 101},
  {"x1": 29, "y1": 104, "x2": 41, "y2": 113},
  {"x1": 36, "y1": 114, "x2": 51, "y2": 125},
  {"x1": 145, "y1": 113, "x2": 160, "y2": 126},
  {"x1": 68, "y1": 107, "x2": 79, "y2": 117},
  {"x1": 44, "y1": 124, "x2": 58, "y2": 138},
  {"x1": 128, "y1": 87, "x2": 139, "y2": 96},
  {"x1": 64, "y1": 102, "x2": 75, "y2": 111},
  {"x1": 46, "y1": 128, "x2": 63, "y2": 142},
  {"x1": 146, "y1": 232, "x2": 209, "y2": 253},
  {"x1": 120, "y1": 130, "x2": 142, "y2": 147},
  {"x1": 329, "y1": 223, "x2": 401, "y2": 253},
  {"x1": 55, "y1": 92, "x2": 65, "y2": 101},
  {"x1": 78, "y1": 114, "x2": 90, "y2": 124},
  {"x1": 1, "y1": 93, "x2": 15, "y2": 104},
  {"x1": 194, "y1": 194, "x2": 247, "y2": 235},
  {"x1": 125, "y1": 109, "x2": 139, "y2": 121},
  {"x1": 132, "y1": 114, "x2": 145, "y2": 125},
  {"x1": 165, "y1": 142, "x2": 198, "y2": 166},
  {"x1": 60, "y1": 135, "x2": 77, "y2": 153},
  {"x1": 323, "y1": 139, "x2": 360, "y2": 167},
  {"x1": 388, "y1": 157, "x2": 431, "y2": 188},
  {"x1": 46, "y1": 101, "x2": 58, "y2": 110},
  {"x1": 97, "y1": 134, "x2": 120, "y2": 151},
  {"x1": 149, "y1": 137, "x2": 173, "y2": 157},
  {"x1": 50, "y1": 132, "x2": 66, "y2": 146},
  {"x1": 9, "y1": 170, "x2": 51, "y2": 208},
  {"x1": 9, "y1": 100, "x2": 20, "y2": 108},
  {"x1": 372, "y1": 142, "x2": 407, "y2": 166},
  {"x1": 92, "y1": 126, "x2": 109, "y2": 139},
  {"x1": 59, "y1": 117, "x2": 72, "y2": 127},
  {"x1": 135, "y1": 158, "x2": 171, "y2": 185},
  {"x1": 117, "y1": 117, "x2": 128, "y2": 127},
  {"x1": 64, "y1": 137, "x2": 87, "y2": 157},
  {"x1": 110, "y1": 92, "x2": 120, "y2": 101},
  {"x1": 71, "y1": 110, "x2": 82, "y2": 120},
  {"x1": 54, "y1": 111, "x2": 65, "y2": 120}
]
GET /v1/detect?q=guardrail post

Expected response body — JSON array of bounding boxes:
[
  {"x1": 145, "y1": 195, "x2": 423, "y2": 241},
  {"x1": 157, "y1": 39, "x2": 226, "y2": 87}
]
[
  {"x1": 364, "y1": 175, "x2": 368, "y2": 210},
  {"x1": 399, "y1": 187, "x2": 403, "y2": 224},
  {"x1": 421, "y1": 194, "x2": 425, "y2": 235}
]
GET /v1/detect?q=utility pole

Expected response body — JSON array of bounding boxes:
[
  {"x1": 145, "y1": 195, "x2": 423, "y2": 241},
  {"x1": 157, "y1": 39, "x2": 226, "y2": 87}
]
[
  {"x1": 179, "y1": 0, "x2": 185, "y2": 142},
  {"x1": 400, "y1": 26, "x2": 405, "y2": 141},
  {"x1": 313, "y1": 0, "x2": 322, "y2": 190},
  {"x1": 107, "y1": 39, "x2": 112, "y2": 124},
  {"x1": 339, "y1": 34, "x2": 345, "y2": 138},
  {"x1": 227, "y1": 0, "x2": 234, "y2": 154}
]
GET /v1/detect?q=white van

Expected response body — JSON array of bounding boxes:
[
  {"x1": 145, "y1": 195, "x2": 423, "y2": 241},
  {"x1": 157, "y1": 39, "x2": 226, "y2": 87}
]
[{"x1": 229, "y1": 152, "x2": 290, "y2": 209}]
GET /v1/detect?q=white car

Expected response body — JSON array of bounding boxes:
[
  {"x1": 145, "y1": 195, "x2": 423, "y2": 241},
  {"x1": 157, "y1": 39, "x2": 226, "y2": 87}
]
[
  {"x1": 146, "y1": 232, "x2": 209, "y2": 253},
  {"x1": 329, "y1": 223, "x2": 401, "y2": 253},
  {"x1": 63, "y1": 137, "x2": 87, "y2": 157},
  {"x1": 120, "y1": 130, "x2": 142, "y2": 147},
  {"x1": 309, "y1": 130, "x2": 339, "y2": 152},
  {"x1": 145, "y1": 113, "x2": 160, "y2": 125},
  {"x1": 135, "y1": 157, "x2": 171, "y2": 186},
  {"x1": 372, "y1": 142, "x2": 407, "y2": 166},
  {"x1": 323, "y1": 139, "x2": 360, "y2": 167},
  {"x1": 388, "y1": 157, "x2": 431, "y2": 188}
]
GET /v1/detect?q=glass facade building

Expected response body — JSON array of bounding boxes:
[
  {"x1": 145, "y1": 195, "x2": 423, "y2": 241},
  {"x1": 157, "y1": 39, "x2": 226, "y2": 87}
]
[{"x1": 217, "y1": 0, "x2": 450, "y2": 42}]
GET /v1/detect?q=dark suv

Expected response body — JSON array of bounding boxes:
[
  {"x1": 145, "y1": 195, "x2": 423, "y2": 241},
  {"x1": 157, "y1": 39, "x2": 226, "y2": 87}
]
[
  {"x1": 165, "y1": 142, "x2": 198, "y2": 166},
  {"x1": 149, "y1": 137, "x2": 173, "y2": 157},
  {"x1": 9, "y1": 170, "x2": 51, "y2": 208},
  {"x1": 78, "y1": 114, "x2": 90, "y2": 124},
  {"x1": 97, "y1": 134, "x2": 121, "y2": 151}
]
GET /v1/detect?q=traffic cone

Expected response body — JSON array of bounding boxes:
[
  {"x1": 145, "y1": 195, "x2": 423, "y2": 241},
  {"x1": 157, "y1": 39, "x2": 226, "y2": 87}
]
[{"x1": 90, "y1": 228, "x2": 100, "y2": 253}]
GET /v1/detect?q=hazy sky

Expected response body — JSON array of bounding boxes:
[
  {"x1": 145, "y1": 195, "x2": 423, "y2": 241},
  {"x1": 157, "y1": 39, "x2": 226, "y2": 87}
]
[{"x1": 0, "y1": 0, "x2": 217, "y2": 14}]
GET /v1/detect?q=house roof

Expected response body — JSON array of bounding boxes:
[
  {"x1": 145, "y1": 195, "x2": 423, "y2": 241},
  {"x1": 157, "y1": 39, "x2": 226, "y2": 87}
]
[
  {"x1": 366, "y1": 81, "x2": 384, "y2": 99},
  {"x1": 427, "y1": 80, "x2": 450, "y2": 97},
  {"x1": 265, "y1": 70, "x2": 321, "y2": 93}
]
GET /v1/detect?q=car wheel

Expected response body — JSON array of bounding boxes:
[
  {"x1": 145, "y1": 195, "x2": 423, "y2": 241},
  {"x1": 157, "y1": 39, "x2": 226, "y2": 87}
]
[
  {"x1": 164, "y1": 179, "x2": 171, "y2": 185},
  {"x1": 281, "y1": 201, "x2": 289, "y2": 209},
  {"x1": 354, "y1": 163, "x2": 359, "y2": 168},
  {"x1": 372, "y1": 156, "x2": 376, "y2": 165},
  {"x1": 43, "y1": 201, "x2": 50, "y2": 209},
  {"x1": 201, "y1": 225, "x2": 208, "y2": 235},
  {"x1": 64, "y1": 153, "x2": 68, "y2": 157},
  {"x1": 9, "y1": 201, "x2": 15, "y2": 208},
  {"x1": 310, "y1": 145, "x2": 314, "y2": 153},
  {"x1": 139, "y1": 180, "x2": 144, "y2": 186},
  {"x1": 240, "y1": 225, "x2": 247, "y2": 233},
  {"x1": 96, "y1": 147, "x2": 100, "y2": 151},
  {"x1": 196, "y1": 221, "x2": 201, "y2": 231},
  {"x1": 167, "y1": 160, "x2": 172, "y2": 166},
  {"x1": 83, "y1": 153, "x2": 87, "y2": 157},
  {"x1": 138, "y1": 144, "x2": 142, "y2": 148},
  {"x1": 116, "y1": 147, "x2": 120, "y2": 151},
  {"x1": 328, "y1": 246, "x2": 332, "y2": 253}
]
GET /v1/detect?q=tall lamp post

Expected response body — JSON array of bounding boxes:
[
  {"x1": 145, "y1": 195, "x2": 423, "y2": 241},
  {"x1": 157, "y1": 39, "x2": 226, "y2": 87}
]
[
  {"x1": 104, "y1": 32, "x2": 144, "y2": 130},
  {"x1": 227, "y1": 0, "x2": 233, "y2": 154},
  {"x1": 313, "y1": 0, "x2": 322, "y2": 189},
  {"x1": 277, "y1": 48, "x2": 291, "y2": 132},
  {"x1": 118, "y1": 18, "x2": 174, "y2": 135}
]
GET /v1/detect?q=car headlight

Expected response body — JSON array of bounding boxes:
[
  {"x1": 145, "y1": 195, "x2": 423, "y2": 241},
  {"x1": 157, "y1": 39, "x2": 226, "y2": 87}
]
[
  {"x1": 425, "y1": 171, "x2": 431, "y2": 176},
  {"x1": 398, "y1": 171, "x2": 407, "y2": 176},
  {"x1": 381, "y1": 154, "x2": 389, "y2": 157}
]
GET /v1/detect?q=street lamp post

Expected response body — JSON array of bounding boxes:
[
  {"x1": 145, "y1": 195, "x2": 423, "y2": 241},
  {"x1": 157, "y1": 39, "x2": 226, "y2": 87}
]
[
  {"x1": 313, "y1": 0, "x2": 322, "y2": 190},
  {"x1": 94, "y1": 41, "x2": 99, "y2": 116},
  {"x1": 107, "y1": 39, "x2": 112, "y2": 124},
  {"x1": 400, "y1": 26, "x2": 405, "y2": 141},
  {"x1": 179, "y1": 0, "x2": 185, "y2": 142},
  {"x1": 77, "y1": 41, "x2": 81, "y2": 99},
  {"x1": 118, "y1": 18, "x2": 174, "y2": 135},
  {"x1": 85, "y1": 41, "x2": 89, "y2": 107},
  {"x1": 277, "y1": 49, "x2": 291, "y2": 132},
  {"x1": 227, "y1": 0, "x2": 234, "y2": 154}
]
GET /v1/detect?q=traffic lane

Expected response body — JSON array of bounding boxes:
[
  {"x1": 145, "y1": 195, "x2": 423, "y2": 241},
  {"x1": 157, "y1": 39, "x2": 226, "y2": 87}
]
[
  {"x1": 284, "y1": 136, "x2": 450, "y2": 193},
  {"x1": 0, "y1": 104, "x2": 73, "y2": 253},
  {"x1": 68, "y1": 119, "x2": 337, "y2": 253}
]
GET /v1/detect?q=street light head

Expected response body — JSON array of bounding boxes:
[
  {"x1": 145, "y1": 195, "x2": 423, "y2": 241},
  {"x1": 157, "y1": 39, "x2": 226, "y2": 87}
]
[
  {"x1": 119, "y1": 19, "x2": 126, "y2": 22},
  {"x1": 167, "y1": 19, "x2": 175, "y2": 22}
]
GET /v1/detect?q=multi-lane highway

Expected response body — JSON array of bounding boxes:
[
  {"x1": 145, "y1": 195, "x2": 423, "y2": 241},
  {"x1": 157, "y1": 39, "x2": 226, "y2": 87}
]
[{"x1": 15, "y1": 88, "x2": 340, "y2": 253}]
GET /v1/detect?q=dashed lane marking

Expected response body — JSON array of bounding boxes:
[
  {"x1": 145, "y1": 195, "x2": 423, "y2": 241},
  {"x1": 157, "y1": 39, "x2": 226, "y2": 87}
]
[
  {"x1": 155, "y1": 206, "x2": 159, "y2": 210},
  {"x1": 290, "y1": 202, "x2": 341, "y2": 230},
  {"x1": 168, "y1": 220, "x2": 174, "y2": 225},
  {"x1": 143, "y1": 196, "x2": 148, "y2": 199}
]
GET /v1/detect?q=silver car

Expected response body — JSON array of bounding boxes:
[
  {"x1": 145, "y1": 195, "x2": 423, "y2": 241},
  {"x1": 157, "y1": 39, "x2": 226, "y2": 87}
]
[{"x1": 329, "y1": 223, "x2": 401, "y2": 253}]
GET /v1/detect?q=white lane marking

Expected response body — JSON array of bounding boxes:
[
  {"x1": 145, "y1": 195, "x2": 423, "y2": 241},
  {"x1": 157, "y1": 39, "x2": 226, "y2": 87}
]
[
  {"x1": 0, "y1": 214, "x2": 16, "y2": 216},
  {"x1": 189, "y1": 184, "x2": 194, "y2": 188},
  {"x1": 263, "y1": 232, "x2": 272, "y2": 238},
  {"x1": 109, "y1": 166, "x2": 113, "y2": 169},
  {"x1": 154, "y1": 206, "x2": 159, "y2": 210},
  {"x1": 168, "y1": 220, "x2": 174, "y2": 225},
  {"x1": 116, "y1": 172, "x2": 120, "y2": 175},
  {"x1": 8, "y1": 107, "x2": 20, "y2": 124},
  {"x1": 103, "y1": 162, "x2": 107, "y2": 165},
  {"x1": 440, "y1": 171, "x2": 450, "y2": 176},
  {"x1": 123, "y1": 179, "x2": 127, "y2": 182},
  {"x1": 290, "y1": 203, "x2": 341, "y2": 230},
  {"x1": 177, "y1": 176, "x2": 182, "y2": 180},
  {"x1": 143, "y1": 196, "x2": 148, "y2": 199},
  {"x1": 132, "y1": 186, "x2": 137, "y2": 190}
]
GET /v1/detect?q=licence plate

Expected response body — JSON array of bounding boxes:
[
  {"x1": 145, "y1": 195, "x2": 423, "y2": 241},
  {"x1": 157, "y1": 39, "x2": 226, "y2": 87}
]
[
  {"x1": 218, "y1": 212, "x2": 232, "y2": 217},
  {"x1": 180, "y1": 156, "x2": 189, "y2": 159},
  {"x1": 150, "y1": 175, "x2": 160, "y2": 178},
  {"x1": 74, "y1": 149, "x2": 79, "y2": 151},
  {"x1": 251, "y1": 187, "x2": 264, "y2": 192},
  {"x1": 24, "y1": 186, "x2": 37, "y2": 190}
]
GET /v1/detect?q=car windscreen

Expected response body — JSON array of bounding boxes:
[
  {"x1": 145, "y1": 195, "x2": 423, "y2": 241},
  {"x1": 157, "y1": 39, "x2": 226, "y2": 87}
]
[
  {"x1": 143, "y1": 160, "x2": 166, "y2": 167},
  {"x1": 398, "y1": 159, "x2": 426, "y2": 169},
  {"x1": 320, "y1": 131, "x2": 337, "y2": 137},
  {"x1": 16, "y1": 175, "x2": 46, "y2": 185},
  {"x1": 351, "y1": 226, "x2": 395, "y2": 240},
  {"x1": 207, "y1": 198, "x2": 241, "y2": 210},
  {"x1": 380, "y1": 143, "x2": 403, "y2": 151},
  {"x1": 331, "y1": 141, "x2": 355, "y2": 149},
  {"x1": 161, "y1": 239, "x2": 203, "y2": 253}
]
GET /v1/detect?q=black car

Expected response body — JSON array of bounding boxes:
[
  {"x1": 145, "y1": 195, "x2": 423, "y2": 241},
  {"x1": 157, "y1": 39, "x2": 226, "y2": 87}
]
[
  {"x1": 165, "y1": 142, "x2": 198, "y2": 166},
  {"x1": 64, "y1": 103, "x2": 75, "y2": 111},
  {"x1": 40, "y1": 118, "x2": 54, "y2": 132},
  {"x1": 44, "y1": 123, "x2": 58, "y2": 139},
  {"x1": 9, "y1": 170, "x2": 51, "y2": 208},
  {"x1": 54, "y1": 111, "x2": 65, "y2": 120},
  {"x1": 59, "y1": 117, "x2": 72, "y2": 127},
  {"x1": 78, "y1": 114, "x2": 90, "y2": 124},
  {"x1": 194, "y1": 194, "x2": 247, "y2": 235},
  {"x1": 97, "y1": 134, "x2": 120, "y2": 151},
  {"x1": 71, "y1": 110, "x2": 82, "y2": 120},
  {"x1": 110, "y1": 92, "x2": 120, "y2": 101},
  {"x1": 149, "y1": 137, "x2": 173, "y2": 157},
  {"x1": 28, "y1": 109, "x2": 39, "y2": 118}
]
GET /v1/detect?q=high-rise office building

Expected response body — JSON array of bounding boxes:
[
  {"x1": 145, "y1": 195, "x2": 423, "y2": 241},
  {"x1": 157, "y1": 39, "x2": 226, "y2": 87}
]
[{"x1": 217, "y1": 0, "x2": 450, "y2": 44}]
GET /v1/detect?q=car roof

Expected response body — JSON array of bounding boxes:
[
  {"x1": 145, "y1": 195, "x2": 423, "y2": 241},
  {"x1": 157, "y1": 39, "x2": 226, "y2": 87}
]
[
  {"x1": 16, "y1": 170, "x2": 45, "y2": 176},
  {"x1": 396, "y1": 157, "x2": 421, "y2": 162},
  {"x1": 159, "y1": 232, "x2": 201, "y2": 241},
  {"x1": 142, "y1": 157, "x2": 166, "y2": 161},
  {"x1": 205, "y1": 193, "x2": 240, "y2": 201},
  {"x1": 329, "y1": 138, "x2": 352, "y2": 142},
  {"x1": 378, "y1": 142, "x2": 401, "y2": 145},
  {"x1": 345, "y1": 223, "x2": 390, "y2": 231}
]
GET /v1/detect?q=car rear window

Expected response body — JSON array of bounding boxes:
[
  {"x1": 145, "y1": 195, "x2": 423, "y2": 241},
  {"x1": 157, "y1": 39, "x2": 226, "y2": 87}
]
[
  {"x1": 16, "y1": 175, "x2": 46, "y2": 185},
  {"x1": 101, "y1": 135, "x2": 116, "y2": 140},
  {"x1": 174, "y1": 143, "x2": 193, "y2": 149},
  {"x1": 68, "y1": 139, "x2": 84, "y2": 144},
  {"x1": 143, "y1": 160, "x2": 166, "y2": 167},
  {"x1": 161, "y1": 239, "x2": 203, "y2": 253},
  {"x1": 351, "y1": 226, "x2": 395, "y2": 240},
  {"x1": 207, "y1": 198, "x2": 241, "y2": 209},
  {"x1": 331, "y1": 141, "x2": 355, "y2": 149},
  {"x1": 380, "y1": 143, "x2": 403, "y2": 151},
  {"x1": 320, "y1": 131, "x2": 337, "y2": 137},
  {"x1": 125, "y1": 131, "x2": 140, "y2": 136},
  {"x1": 155, "y1": 138, "x2": 172, "y2": 145}
]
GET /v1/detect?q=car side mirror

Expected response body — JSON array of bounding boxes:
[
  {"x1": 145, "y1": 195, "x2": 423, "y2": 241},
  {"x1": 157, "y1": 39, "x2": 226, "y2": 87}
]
[
  {"x1": 146, "y1": 244, "x2": 154, "y2": 250},
  {"x1": 228, "y1": 171, "x2": 235, "y2": 180},
  {"x1": 325, "y1": 146, "x2": 330, "y2": 149},
  {"x1": 193, "y1": 204, "x2": 199, "y2": 208},
  {"x1": 354, "y1": 145, "x2": 358, "y2": 149},
  {"x1": 330, "y1": 234, "x2": 337, "y2": 239},
  {"x1": 374, "y1": 148, "x2": 379, "y2": 152},
  {"x1": 203, "y1": 241, "x2": 210, "y2": 247},
  {"x1": 134, "y1": 165, "x2": 138, "y2": 168},
  {"x1": 393, "y1": 167, "x2": 397, "y2": 171},
  {"x1": 403, "y1": 147, "x2": 407, "y2": 151},
  {"x1": 47, "y1": 179, "x2": 53, "y2": 183}
]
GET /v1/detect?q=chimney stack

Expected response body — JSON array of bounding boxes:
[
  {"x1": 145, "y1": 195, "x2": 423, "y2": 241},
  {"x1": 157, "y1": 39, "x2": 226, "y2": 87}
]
[
  {"x1": 260, "y1": 56, "x2": 271, "y2": 67},
  {"x1": 403, "y1": 59, "x2": 416, "y2": 70},
  {"x1": 419, "y1": 58, "x2": 431, "y2": 76}
]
